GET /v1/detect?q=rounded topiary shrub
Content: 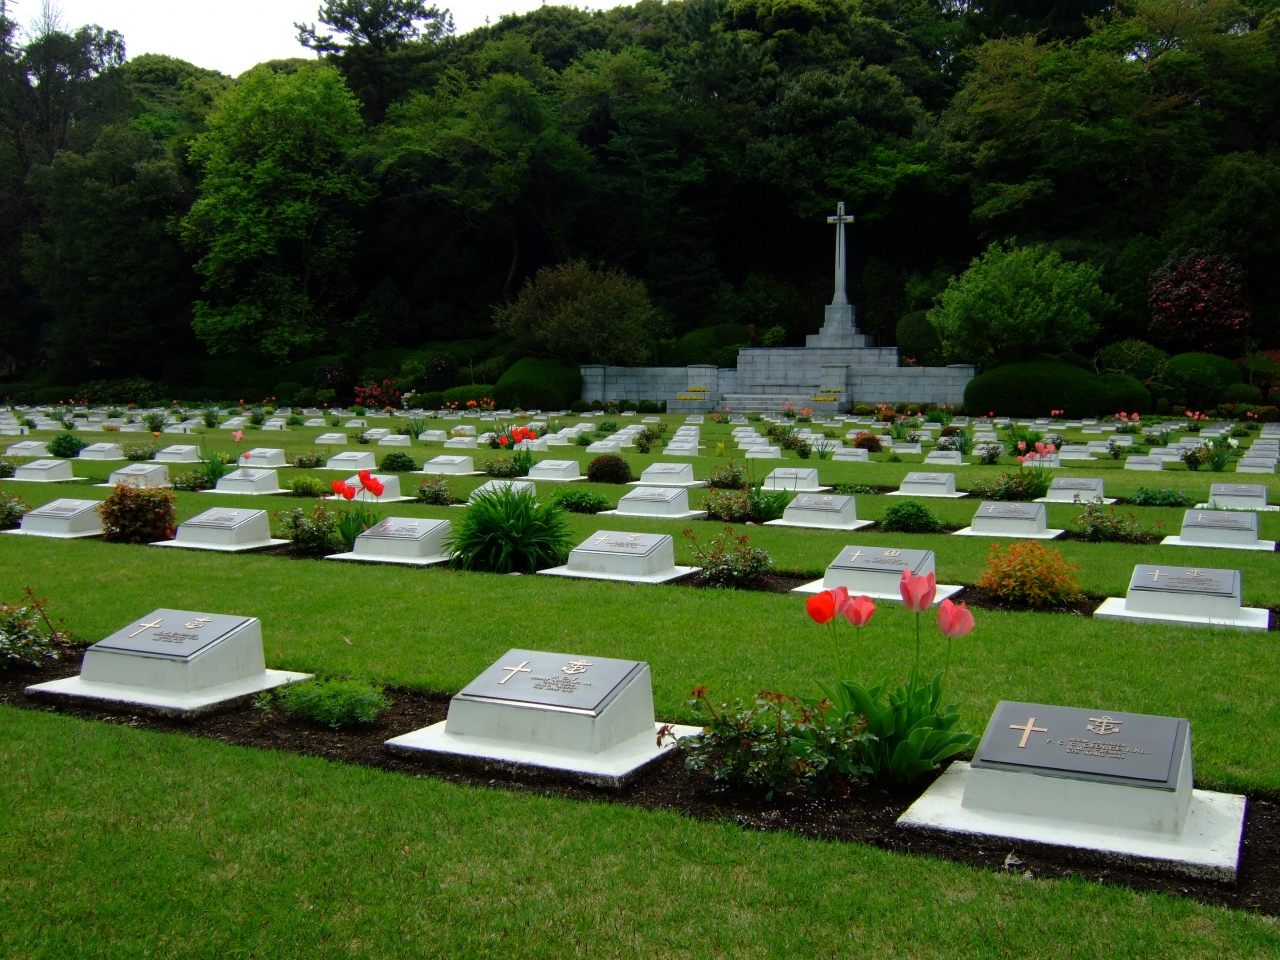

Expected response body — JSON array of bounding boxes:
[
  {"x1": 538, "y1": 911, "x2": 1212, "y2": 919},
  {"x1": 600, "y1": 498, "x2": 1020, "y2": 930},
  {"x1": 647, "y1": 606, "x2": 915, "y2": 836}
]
[
  {"x1": 493, "y1": 358, "x2": 584, "y2": 411},
  {"x1": 378, "y1": 451, "x2": 417, "y2": 472},
  {"x1": 964, "y1": 361, "x2": 1150, "y2": 417},
  {"x1": 1222, "y1": 383, "x2": 1264, "y2": 404},
  {"x1": 1165, "y1": 352, "x2": 1241, "y2": 386},
  {"x1": 881, "y1": 501, "x2": 943, "y2": 533},
  {"x1": 47, "y1": 431, "x2": 88, "y2": 459},
  {"x1": 587, "y1": 454, "x2": 633, "y2": 484}
]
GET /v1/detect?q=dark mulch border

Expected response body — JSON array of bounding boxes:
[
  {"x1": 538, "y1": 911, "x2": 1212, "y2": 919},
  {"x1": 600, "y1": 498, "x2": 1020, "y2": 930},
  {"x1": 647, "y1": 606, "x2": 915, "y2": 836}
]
[{"x1": 3, "y1": 656, "x2": 1278, "y2": 917}]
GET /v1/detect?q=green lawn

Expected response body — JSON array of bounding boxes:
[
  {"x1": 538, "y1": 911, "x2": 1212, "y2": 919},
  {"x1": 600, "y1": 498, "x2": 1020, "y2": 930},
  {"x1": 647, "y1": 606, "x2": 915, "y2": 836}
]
[
  {"x1": 2, "y1": 413, "x2": 1279, "y2": 956},
  {"x1": 2, "y1": 707, "x2": 1278, "y2": 960}
]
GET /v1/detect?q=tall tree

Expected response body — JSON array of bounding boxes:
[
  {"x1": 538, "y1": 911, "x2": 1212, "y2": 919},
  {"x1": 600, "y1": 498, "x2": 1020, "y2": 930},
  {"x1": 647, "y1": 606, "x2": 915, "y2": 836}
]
[{"x1": 181, "y1": 65, "x2": 374, "y2": 360}]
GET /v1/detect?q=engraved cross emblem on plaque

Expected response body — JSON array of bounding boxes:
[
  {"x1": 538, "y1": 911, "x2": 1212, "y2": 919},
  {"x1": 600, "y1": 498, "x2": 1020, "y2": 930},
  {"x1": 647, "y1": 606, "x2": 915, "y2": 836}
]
[
  {"x1": 498, "y1": 660, "x2": 532, "y2": 684},
  {"x1": 128, "y1": 618, "x2": 164, "y2": 638},
  {"x1": 846, "y1": 550, "x2": 865, "y2": 563},
  {"x1": 1009, "y1": 716, "x2": 1048, "y2": 748}
]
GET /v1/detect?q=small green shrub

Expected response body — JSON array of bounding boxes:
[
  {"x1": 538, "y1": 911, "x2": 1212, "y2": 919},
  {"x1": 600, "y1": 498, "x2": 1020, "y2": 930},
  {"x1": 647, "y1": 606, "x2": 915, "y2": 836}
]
[
  {"x1": 708, "y1": 460, "x2": 748, "y2": 490},
  {"x1": 634, "y1": 427, "x2": 662, "y2": 453},
  {"x1": 123, "y1": 443, "x2": 159, "y2": 461},
  {"x1": 286, "y1": 414, "x2": 305, "y2": 426},
  {"x1": 0, "y1": 491, "x2": 26, "y2": 528},
  {"x1": 965, "y1": 360, "x2": 1150, "y2": 417},
  {"x1": 142, "y1": 412, "x2": 167, "y2": 432},
  {"x1": 1071, "y1": 503, "x2": 1163, "y2": 542},
  {"x1": 493, "y1": 357, "x2": 583, "y2": 410},
  {"x1": 0, "y1": 458, "x2": 16, "y2": 478},
  {"x1": 171, "y1": 469, "x2": 212, "y2": 492},
  {"x1": 485, "y1": 450, "x2": 532, "y2": 477},
  {"x1": 99, "y1": 485, "x2": 177, "y2": 543},
  {"x1": 587, "y1": 454, "x2": 632, "y2": 483},
  {"x1": 0, "y1": 588, "x2": 72, "y2": 668},
  {"x1": 683, "y1": 527, "x2": 773, "y2": 588},
  {"x1": 446, "y1": 485, "x2": 571, "y2": 573},
  {"x1": 881, "y1": 501, "x2": 943, "y2": 533},
  {"x1": 47, "y1": 432, "x2": 88, "y2": 458},
  {"x1": 702, "y1": 489, "x2": 753, "y2": 523},
  {"x1": 553, "y1": 489, "x2": 609, "y2": 514},
  {"x1": 832, "y1": 483, "x2": 879, "y2": 495},
  {"x1": 289, "y1": 475, "x2": 326, "y2": 498},
  {"x1": 415, "y1": 476, "x2": 456, "y2": 505},
  {"x1": 202, "y1": 407, "x2": 220, "y2": 428},
  {"x1": 967, "y1": 469, "x2": 1048, "y2": 501},
  {"x1": 379, "y1": 451, "x2": 417, "y2": 472},
  {"x1": 680, "y1": 688, "x2": 873, "y2": 799},
  {"x1": 290, "y1": 452, "x2": 325, "y2": 468},
  {"x1": 976, "y1": 541, "x2": 1083, "y2": 607},
  {"x1": 262, "y1": 678, "x2": 391, "y2": 729},
  {"x1": 248, "y1": 407, "x2": 266, "y2": 426},
  {"x1": 278, "y1": 503, "x2": 342, "y2": 556},
  {"x1": 1128, "y1": 487, "x2": 1195, "y2": 507},
  {"x1": 851, "y1": 431, "x2": 883, "y2": 452}
]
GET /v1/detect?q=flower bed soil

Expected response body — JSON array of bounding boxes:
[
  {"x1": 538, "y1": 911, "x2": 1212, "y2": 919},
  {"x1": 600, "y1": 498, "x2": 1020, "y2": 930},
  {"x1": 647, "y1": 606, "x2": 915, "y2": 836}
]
[{"x1": 3, "y1": 656, "x2": 1278, "y2": 916}]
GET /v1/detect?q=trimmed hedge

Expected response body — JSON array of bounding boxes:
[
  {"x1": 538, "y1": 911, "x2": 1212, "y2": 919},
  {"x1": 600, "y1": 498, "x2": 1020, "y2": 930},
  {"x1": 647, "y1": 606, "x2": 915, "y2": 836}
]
[
  {"x1": 1165, "y1": 352, "x2": 1242, "y2": 387},
  {"x1": 441, "y1": 383, "x2": 497, "y2": 405},
  {"x1": 493, "y1": 357, "x2": 583, "y2": 411},
  {"x1": 894, "y1": 310, "x2": 940, "y2": 362},
  {"x1": 965, "y1": 361, "x2": 1151, "y2": 417}
]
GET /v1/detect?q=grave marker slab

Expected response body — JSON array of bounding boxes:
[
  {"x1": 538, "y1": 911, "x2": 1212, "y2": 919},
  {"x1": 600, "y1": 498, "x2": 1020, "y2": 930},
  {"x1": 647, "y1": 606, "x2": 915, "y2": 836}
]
[
  {"x1": 6, "y1": 498, "x2": 103, "y2": 538},
  {"x1": 890, "y1": 471, "x2": 966, "y2": 498},
  {"x1": 327, "y1": 517, "x2": 452, "y2": 566},
  {"x1": 1094, "y1": 564, "x2": 1268, "y2": 631},
  {"x1": 1204, "y1": 483, "x2": 1273, "y2": 512},
  {"x1": 338, "y1": 473, "x2": 410, "y2": 503},
  {"x1": 156, "y1": 507, "x2": 286, "y2": 552},
  {"x1": 443, "y1": 436, "x2": 478, "y2": 449},
  {"x1": 586, "y1": 440, "x2": 622, "y2": 454},
  {"x1": 212, "y1": 468, "x2": 285, "y2": 495},
  {"x1": 324, "y1": 451, "x2": 376, "y2": 471},
  {"x1": 10, "y1": 458, "x2": 78, "y2": 483},
  {"x1": 104, "y1": 463, "x2": 168, "y2": 488},
  {"x1": 418, "y1": 430, "x2": 448, "y2": 442},
  {"x1": 759, "y1": 467, "x2": 827, "y2": 492},
  {"x1": 156, "y1": 445, "x2": 202, "y2": 463},
  {"x1": 833, "y1": 447, "x2": 870, "y2": 462},
  {"x1": 924, "y1": 450, "x2": 963, "y2": 465},
  {"x1": 5, "y1": 440, "x2": 48, "y2": 457},
  {"x1": 378, "y1": 434, "x2": 411, "y2": 447},
  {"x1": 539, "y1": 531, "x2": 695, "y2": 584},
  {"x1": 469, "y1": 479, "x2": 536, "y2": 502},
  {"x1": 385, "y1": 648, "x2": 700, "y2": 786},
  {"x1": 26, "y1": 608, "x2": 310, "y2": 716},
  {"x1": 765, "y1": 493, "x2": 872, "y2": 532},
  {"x1": 1161, "y1": 510, "x2": 1274, "y2": 551},
  {"x1": 315, "y1": 432, "x2": 347, "y2": 445},
  {"x1": 956, "y1": 500, "x2": 1063, "y2": 539},
  {"x1": 240, "y1": 447, "x2": 286, "y2": 468},
  {"x1": 601, "y1": 487, "x2": 703, "y2": 520},
  {"x1": 527, "y1": 459, "x2": 584, "y2": 482},
  {"x1": 630, "y1": 462, "x2": 702, "y2": 487},
  {"x1": 898, "y1": 700, "x2": 1246, "y2": 879},
  {"x1": 793, "y1": 545, "x2": 962, "y2": 603},
  {"x1": 1037, "y1": 476, "x2": 1111, "y2": 503},
  {"x1": 421, "y1": 455, "x2": 480, "y2": 475},
  {"x1": 743, "y1": 445, "x2": 782, "y2": 459},
  {"x1": 1125, "y1": 456, "x2": 1164, "y2": 471},
  {"x1": 78, "y1": 443, "x2": 124, "y2": 461}
]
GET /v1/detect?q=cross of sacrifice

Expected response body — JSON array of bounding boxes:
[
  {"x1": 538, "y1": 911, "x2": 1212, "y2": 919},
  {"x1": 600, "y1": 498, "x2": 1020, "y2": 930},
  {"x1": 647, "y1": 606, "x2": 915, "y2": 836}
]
[
  {"x1": 1009, "y1": 717, "x2": 1048, "y2": 748},
  {"x1": 499, "y1": 661, "x2": 532, "y2": 684}
]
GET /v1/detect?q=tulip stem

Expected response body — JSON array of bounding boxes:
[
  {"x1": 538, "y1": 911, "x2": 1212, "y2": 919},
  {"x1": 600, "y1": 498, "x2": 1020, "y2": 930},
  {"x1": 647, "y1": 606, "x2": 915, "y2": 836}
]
[
  {"x1": 831, "y1": 622, "x2": 841, "y2": 678},
  {"x1": 943, "y1": 637, "x2": 951, "y2": 696}
]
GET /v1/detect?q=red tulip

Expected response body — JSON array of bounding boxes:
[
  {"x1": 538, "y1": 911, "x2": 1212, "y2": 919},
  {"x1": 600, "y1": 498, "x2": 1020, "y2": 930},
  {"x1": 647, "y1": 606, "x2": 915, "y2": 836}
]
[
  {"x1": 937, "y1": 599, "x2": 974, "y2": 637},
  {"x1": 341, "y1": 484, "x2": 357, "y2": 501},
  {"x1": 499, "y1": 436, "x2": 509, "y2": 446},
  {"x1": 330, "y1": 480, "x2": 346, "y2": 495},
  {"x1": 357, "y1": 469, "x2": 372, "y2": 484},
  {"x1": 900, "y1": 570, "x2": 936, "y2": 612},
  {"x1": 843, "y1": 594, "x2": 876, "y2": 627},
  {"x1": 364, "y1": 478, "x2": 385, "y2": 497},
  {"x1": 829, "y1": 585, "x2": 850, "y2": 615},
  {"x1": 806, "y1": 591, "x2": 836, "y2": 625}
]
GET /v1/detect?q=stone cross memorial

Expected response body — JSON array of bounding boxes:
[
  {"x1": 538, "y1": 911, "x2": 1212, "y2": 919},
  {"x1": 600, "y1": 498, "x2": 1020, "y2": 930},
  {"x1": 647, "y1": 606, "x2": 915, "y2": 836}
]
[
  {"x1": 1094, "y1": 564, "x2": 1269, "y2": 631},
  {"x1": 384, "y1": 648, "x2": 701, "y2": 786},
  {"x1": 25, "y1": 608, "x2": 310, "y2": 716},
  {"x1": 898, "y1": 700, "x2": 1246, "y2": 880},
  {"x1": 9, "y1": 498, "x2": 103, "y2": 538},
  {"x1": 540, "y1": 530, "x2": 695, "y2": 584}
]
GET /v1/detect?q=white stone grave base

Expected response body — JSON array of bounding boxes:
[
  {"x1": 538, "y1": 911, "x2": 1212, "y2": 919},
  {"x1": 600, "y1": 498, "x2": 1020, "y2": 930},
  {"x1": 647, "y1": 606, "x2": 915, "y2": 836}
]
[
  {"x1": 885, "y1": 490, "x2": 968, "y2": 499},
  {"x1": 627, "y1": 479, "x2": 707, "y2": 488},
  {"x1": 3, "y1": 527, "x2": 100, "y2": 540},
  {"x1": 26, "y1": 669, "x2": 311, "y2": 718},
  {"x1": 897, "y1": 762, "x2": 1245, "y2": 881},
  {"x1": 1093, "y1": 597, "x2": 1270, "y2": 631},
  {"x1": 325, "y1": 551, "x2": 450, "y2": 567},
  {"x1": 597, "y1": 508, "x2": 705, "y2": 520},
  {"x1": 1035, "y1": 496, "x2": 1116, "y2": 504},
  {"x1": 12, "y1": 475, "x2": 85, "y2": 483},
  {"x1": 199, "y1": 485, "x2": 287, "y2": 496},
  {"x1": 763, "y1": 518, "x2": 874, "y2": 532},
  {"x1": 1195, "y1": 502, "x2": 1279, "y2": 512},
  {"x1": 791, "y1": 579, "x2": 964, "y2": 604},
  {"x1": 385, "y1": 721, "x2": 702, "y2": 788},
  {"x1": 538, "y1": 564, "x2": 697, "y2": 585},
  {"x1": 953, "y1": 526, "x2": 1065, "y2": 540},
  {"x1": 1159, "y1": 535, "x2": 1276, "y2": 552},
  {"x1": 530, "y1": 473, "x2": 586, "y2": 483},
  {"x1": 151, "y1": 537, "x2": 289, "y2": 554}
]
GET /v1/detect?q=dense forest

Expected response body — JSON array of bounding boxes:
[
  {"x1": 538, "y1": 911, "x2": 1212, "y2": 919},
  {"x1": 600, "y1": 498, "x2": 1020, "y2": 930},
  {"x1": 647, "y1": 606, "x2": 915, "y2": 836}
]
[{"x1": 0, "y1": 0, "x2": 1277, "y2": 407}]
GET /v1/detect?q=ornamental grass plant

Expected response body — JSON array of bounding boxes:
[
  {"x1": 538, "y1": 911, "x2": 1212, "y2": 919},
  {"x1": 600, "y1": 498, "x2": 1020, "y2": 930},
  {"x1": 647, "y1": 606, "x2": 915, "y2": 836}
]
[
  {"x1": 446, "y1": 485, "x2": 571, "y2": 574},
  {"x1": 259, "y1": 677, "x2": 391, "y2": 729}
]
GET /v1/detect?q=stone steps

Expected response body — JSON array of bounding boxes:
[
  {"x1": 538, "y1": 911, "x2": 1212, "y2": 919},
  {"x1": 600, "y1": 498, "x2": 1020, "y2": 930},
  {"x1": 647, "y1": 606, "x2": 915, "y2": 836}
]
[{"x1": 720, "y1": 394, "x2": 842, "y2": 414}]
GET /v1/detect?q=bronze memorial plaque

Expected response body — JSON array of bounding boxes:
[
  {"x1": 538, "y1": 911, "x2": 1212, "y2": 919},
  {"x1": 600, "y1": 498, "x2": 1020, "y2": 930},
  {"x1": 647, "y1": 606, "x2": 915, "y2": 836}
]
[
  {"x1": 92, "y1": 609, "x2": 253, "y2": 661},
  {"x1": 454, "y1": 649, "x2": 646, "y2": 716}
]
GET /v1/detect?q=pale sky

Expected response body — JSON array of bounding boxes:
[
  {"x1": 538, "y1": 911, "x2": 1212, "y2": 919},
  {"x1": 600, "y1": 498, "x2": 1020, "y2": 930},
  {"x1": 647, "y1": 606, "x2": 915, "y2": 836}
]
[{"x1": 19, "y1": 0, "x2": 597, "y2": 76}]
